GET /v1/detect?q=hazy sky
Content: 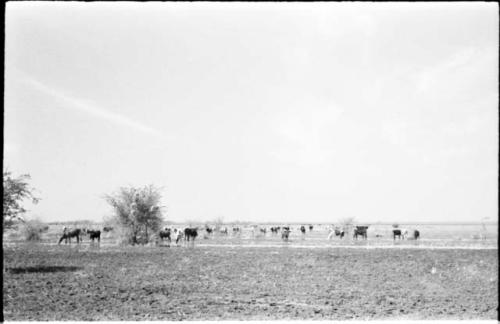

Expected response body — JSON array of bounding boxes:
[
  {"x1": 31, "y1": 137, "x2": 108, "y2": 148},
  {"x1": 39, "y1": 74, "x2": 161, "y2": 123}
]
[{"x1": 4, "y1": 2, "x2": 498, "y2": 224}]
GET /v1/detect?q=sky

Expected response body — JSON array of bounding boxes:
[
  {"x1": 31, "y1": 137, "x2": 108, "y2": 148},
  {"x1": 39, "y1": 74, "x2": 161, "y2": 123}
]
[{"x1": 4, "y1": 2, "x2": 498, "y2": 224}]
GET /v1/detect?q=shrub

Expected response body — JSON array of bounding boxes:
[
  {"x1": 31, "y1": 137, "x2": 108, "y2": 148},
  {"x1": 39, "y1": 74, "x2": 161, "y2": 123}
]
[{"x1": 21, "y1": 219, "x2": 45, "y2": 241}]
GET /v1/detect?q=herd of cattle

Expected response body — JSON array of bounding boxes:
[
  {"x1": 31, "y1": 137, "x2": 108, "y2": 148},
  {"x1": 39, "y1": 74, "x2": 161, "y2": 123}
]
[{"x1": 57, "y1": 224, "x2": 420, "y2": 245}]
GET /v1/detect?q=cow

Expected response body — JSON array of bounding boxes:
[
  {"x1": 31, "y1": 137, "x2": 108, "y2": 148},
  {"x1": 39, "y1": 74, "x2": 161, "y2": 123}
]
[
  {"x1": 232, "y1": 227, "x2": 240, "y2": 234},
  {"x1": 205, "y1": 226, "x2": 213, "y2": 235},
  {"x1": 159, "y1": 228, "x2": 172, "y2": 244},
  {"x1": 270, "y1": 227, "x2": 280, "y2": 235},
  {"x1": 353, "y1": 226, "x2": 368, "y2": 240},
  {"x1": 393, "y1": 229, "x2": 403, "y2": 240},
  {"x1": 260, "y1": 228, "x2": 267, "y2": 235},
  {"x1": 327, "y1": 227, "x2": 345, "y2": 240},
  {"x1": 281, "y1": 227, "x2": 291, "y2": 242},
  {"x1": 300, "y1": 226, "x2": 306, "y2": 235},
  {"x1": 171, "y1": 228, "x2": 184, "y2": 245},
  {"x1": 184, "y1": 227, "x2": 198, "y2": 245},
  {"x1": 103, "y1": 226, "x2": 113, "y2": 232},
  {"x1": 87, "y1": 230, "x2": 101, "y2": 243},
  {"x1": 58, "y1": 228, "x2": 82, "y2": 244},
  {"x1": 220, "y1": 227, "x2": 228, "y2": 235},
  {"x1": 404, "y1": 229, "x2": 420, "y2": 240},
  {"x1": 309, "y1": 225, "x2": 313, "y2": 231}
]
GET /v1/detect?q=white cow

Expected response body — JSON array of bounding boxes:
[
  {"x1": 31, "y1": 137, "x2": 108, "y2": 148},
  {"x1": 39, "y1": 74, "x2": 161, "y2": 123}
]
[{"x1": 171, "y1": 228, "x2": 184, "y2": 246}]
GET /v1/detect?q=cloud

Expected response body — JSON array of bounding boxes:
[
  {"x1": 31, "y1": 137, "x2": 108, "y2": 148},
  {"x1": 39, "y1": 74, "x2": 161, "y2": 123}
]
[{"x1": 24, "y1": 76, "x2": 168, "y2": 139}]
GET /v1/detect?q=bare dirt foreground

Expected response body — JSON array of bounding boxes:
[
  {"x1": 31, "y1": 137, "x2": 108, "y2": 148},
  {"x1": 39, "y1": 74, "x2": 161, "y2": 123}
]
[{"x1": 3, "y1": 244, "x2": 498, "y2": 320}]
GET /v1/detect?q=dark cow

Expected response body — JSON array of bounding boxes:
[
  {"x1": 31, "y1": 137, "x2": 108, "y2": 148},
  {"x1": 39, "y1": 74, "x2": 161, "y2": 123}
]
[
  {"x1": 103, "y1": 226, "x2": 113, "y2": 232},
  {"x1": 205, "y1": 227, "x2": 213, "y2": 235},
  {"x1": 353, "y1": 226, "x2": 368, "y2": 240},
  {"x1": 232, "y1": 227, "x2": 240, "y2": 234},
  {"x1": 393, "y1": 229, "x2": 403, "y2": 240},
  {"x1": 87, "y1": 230, "x2": 101, "y2": 243},
  {"x1": 309, "y1": 225, "x2": 313, "y2": 231},
  {"x1": 159, "y1": 228, "x2": 172, "y2": 243},
  {"x1": 270, "y1": 227, "x2": 280, "y2": 234},
  {"x1": 300, "y1": 226, "x2": 306, "y2": 235},
  {"x1": 58, "y1": 228, "x2": 82, "y2": 244},
  {"x1": 413, "y1": 230, "x2": 420, "y2": 240},
  {"x1": 184, "y1": 227, "x2": 198, "y2": 243},
  {"x1": 260, "y1": 228, "x2": 267, "y2": 235}
]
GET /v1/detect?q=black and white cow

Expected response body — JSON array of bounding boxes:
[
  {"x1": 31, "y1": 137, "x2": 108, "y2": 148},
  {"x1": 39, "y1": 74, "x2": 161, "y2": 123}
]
[
  {"x1": 281, "y1": 226, "x2": 291, "y2": 242},
  {"x1": 327, "y1": 227, "x2": 345, "y2": 240},
  {"x1": 393, "y1": 229, "x2": 403, "y2": 240}
]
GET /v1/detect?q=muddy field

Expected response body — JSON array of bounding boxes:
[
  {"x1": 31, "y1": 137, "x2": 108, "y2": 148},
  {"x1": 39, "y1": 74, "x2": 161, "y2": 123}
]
[{"x1": 3, "y1": 241, "x2": 498, "y2": 320}]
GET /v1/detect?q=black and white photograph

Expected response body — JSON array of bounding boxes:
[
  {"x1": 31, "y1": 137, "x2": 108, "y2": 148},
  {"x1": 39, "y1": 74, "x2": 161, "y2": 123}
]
[{"x1": 3, "y1": 1, "x2": 498, "y2": 321}]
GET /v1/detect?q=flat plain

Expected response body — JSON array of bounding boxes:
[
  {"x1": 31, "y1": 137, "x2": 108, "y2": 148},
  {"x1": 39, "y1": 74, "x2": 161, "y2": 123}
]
[{"x1": 2, "y1": 224, "x2": 498, "y2": 320}]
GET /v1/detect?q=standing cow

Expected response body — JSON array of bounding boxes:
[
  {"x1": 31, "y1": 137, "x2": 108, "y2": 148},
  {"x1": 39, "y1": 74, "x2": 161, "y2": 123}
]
[
  {"x1": 281, "y1": 226, "x2": 291, "y2": 242},
  {"x1": 184, "y1": 227, "x2": 198, "y2": 246},
  {"x1": 353, "y1": 226, "x2": 368, "y2": 240}
]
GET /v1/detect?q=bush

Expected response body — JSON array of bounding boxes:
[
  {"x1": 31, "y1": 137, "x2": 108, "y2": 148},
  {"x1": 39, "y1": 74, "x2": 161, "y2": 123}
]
[
  {"x1": 104, "y1": 185, "x2": 164, "y2": 245},
  {"x1": 21, "y1": 220, "x2": 45, "y2": 241}
]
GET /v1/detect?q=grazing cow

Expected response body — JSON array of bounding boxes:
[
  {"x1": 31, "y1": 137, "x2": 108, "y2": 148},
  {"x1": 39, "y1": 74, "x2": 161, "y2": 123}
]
[
  {"x1": 58, "y1": 228, "x2": 82, "y2": 244},
  {"x1": 281, "y1": 227, "x2": 291, "y2": 242},
  {"x1": 309, "y1": 225, "x2": 313, "y2": 231},
  {"x1": 327, "y1": 226, "x2": 345, "y2": 240},
  {"x1": 393, "y1": 229, "x2": 403, "y2": 240},
  {"x1": 184, "y1": 227, "x2": 198, "y2": 244},
  {"x1": 103, "y1": 226, "x2": 113, "y2": 232},
  {"x1": 353, "y1": 226, "x2": 368, "y2": 240},
  {"x1": 87, "y1": 230, "x2": 101, "y2": 243}
]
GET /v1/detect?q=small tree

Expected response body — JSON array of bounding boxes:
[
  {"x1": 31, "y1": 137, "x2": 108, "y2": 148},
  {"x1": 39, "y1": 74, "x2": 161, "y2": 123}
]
[
  {"x1": 338, "y1": 216, "x2": 356, "y2": 233},
  {"x1": 21, "y1": 218, "x2": 45, "y2": 241},
  {"x1": 104, "y1": 185, "x2": 164, "y2": 245},
  {"x1": 213, "y1": 215, "x2": 224, "y2": 231},
  {"x1": 3, "y1": 170, "x2": 40, "y2": 233}
]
